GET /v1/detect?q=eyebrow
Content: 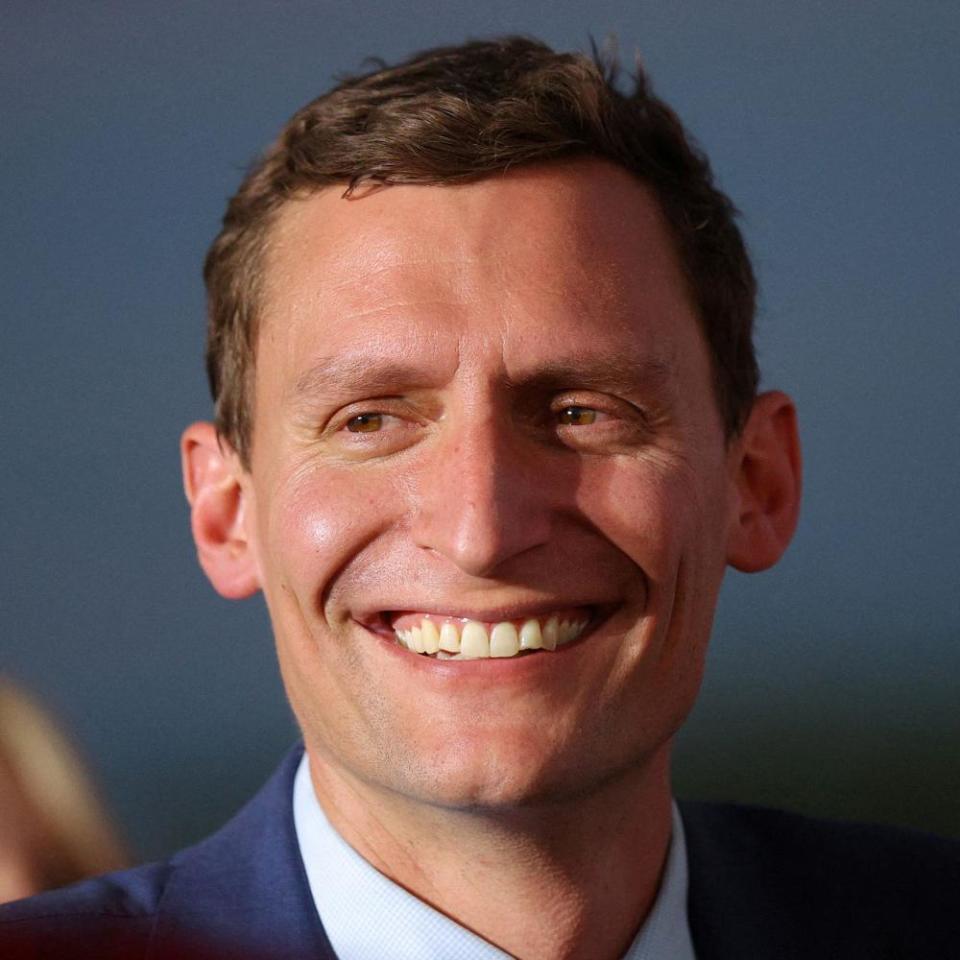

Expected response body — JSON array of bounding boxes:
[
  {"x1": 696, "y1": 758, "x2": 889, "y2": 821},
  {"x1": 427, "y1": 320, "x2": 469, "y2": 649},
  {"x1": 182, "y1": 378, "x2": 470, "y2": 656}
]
[
  {"x1": 506, "y1": 357, "x2": 677, "y2": 395},
  {"x1": 288, "y1": 354, "x2": 677, "y2": 402},
  {"x1": 289, "y1": 357, "x2": 434, "y2": 401}
]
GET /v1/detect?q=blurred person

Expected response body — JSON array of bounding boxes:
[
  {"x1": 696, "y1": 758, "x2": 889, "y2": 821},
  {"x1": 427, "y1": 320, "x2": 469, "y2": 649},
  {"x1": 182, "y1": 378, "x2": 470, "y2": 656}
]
[
  {"x1": 2, "y1": 35, "x2": 959, "y2": 960},
  {"x1": 0, "y1": 679, "x2": 127, "y2": 904}
]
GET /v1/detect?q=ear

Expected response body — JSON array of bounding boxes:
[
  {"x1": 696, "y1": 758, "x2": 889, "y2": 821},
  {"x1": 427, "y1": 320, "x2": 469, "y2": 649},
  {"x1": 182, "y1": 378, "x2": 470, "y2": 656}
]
[
  {"x1": 181, "y1": 422, "x2": 261, "y2": 599},
  {"x1": 726, "y1": 391, "x2": 802, "y2": 573}
]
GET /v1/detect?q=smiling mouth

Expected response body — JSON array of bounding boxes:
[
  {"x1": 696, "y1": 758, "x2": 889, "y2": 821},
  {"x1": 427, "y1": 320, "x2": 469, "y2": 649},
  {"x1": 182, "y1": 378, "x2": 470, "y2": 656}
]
[{"x1": 384, "y1": 609, "x2": 595, "y2": 660}]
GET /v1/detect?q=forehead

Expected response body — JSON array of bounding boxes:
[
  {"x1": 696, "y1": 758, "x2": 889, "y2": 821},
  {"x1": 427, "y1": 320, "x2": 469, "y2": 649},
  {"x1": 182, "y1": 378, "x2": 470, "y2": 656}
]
[{"x1": 256, "y1": 159, "x2": 706, "y2": 391}]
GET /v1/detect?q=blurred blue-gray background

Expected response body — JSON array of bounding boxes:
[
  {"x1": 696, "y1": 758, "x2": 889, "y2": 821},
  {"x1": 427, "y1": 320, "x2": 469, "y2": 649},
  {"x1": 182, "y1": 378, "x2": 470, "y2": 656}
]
[{"x1": 2, "y1": 1, "x2": 958, "y2": 860}]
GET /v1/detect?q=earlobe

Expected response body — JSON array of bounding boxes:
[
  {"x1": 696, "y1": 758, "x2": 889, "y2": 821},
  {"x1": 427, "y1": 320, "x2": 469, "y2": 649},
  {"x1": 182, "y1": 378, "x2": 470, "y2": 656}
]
[
  {"x1": 181, "y1": 422, "x2": 261, "y2": 599},
  {"x1": 726, "y1": 391, "x2": 802, "y2": 573}
]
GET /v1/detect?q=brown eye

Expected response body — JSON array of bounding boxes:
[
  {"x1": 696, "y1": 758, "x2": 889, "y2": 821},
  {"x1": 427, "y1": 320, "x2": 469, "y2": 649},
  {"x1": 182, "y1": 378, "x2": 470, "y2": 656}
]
[
  {"x1": 557, "y1": 406, "x2": 598, "y2": 426},
  {"x1": 346, "y1": 413, "x2": 383, "y2": 433}
]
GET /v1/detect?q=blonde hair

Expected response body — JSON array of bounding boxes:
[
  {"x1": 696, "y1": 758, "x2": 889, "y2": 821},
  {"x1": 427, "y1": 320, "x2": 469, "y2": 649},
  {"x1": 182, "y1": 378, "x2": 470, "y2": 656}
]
[{"x1": 0, "y1": 679, "x2": 128, "y2": 893}]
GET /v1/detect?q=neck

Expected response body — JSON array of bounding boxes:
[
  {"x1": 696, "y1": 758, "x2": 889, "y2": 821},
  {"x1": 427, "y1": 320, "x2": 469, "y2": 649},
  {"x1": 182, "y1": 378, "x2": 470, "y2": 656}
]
[{"x1": 307, "y1": 746, "x2": 674, "y2": 960}]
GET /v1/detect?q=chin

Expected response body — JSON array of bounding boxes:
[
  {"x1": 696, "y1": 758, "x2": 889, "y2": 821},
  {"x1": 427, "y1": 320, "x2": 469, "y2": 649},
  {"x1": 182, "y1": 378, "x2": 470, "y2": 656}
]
[{"x1": 385, "y1": 730, "x2": 660, "y2": 813}]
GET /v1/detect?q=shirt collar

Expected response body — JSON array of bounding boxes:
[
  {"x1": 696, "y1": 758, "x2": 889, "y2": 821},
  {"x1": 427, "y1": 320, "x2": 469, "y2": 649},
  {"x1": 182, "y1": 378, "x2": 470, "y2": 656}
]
[{"x1": 293, "y1": 753, "x2": 695, "y2": 960}]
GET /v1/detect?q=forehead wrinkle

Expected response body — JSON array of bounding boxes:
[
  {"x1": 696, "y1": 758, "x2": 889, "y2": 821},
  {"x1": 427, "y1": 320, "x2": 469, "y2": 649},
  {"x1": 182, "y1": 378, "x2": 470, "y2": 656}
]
[{"x1": 306, "y1": 256, "x2": 488, "y2": 299}]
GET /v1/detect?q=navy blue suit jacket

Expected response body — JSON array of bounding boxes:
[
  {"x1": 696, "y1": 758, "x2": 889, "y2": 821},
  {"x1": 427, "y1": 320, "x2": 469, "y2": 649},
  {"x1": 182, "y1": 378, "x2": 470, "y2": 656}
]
[{"x1": 2, "y1": 744, "x2": 959, "y2": 958}]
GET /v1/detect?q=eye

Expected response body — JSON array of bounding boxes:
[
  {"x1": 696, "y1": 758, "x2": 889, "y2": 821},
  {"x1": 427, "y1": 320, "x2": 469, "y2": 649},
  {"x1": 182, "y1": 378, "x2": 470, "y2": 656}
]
[
  {"x1": 556, "y1": 405, "x2": 598, "y2": 426},
  {"x1": 345, "y1": 412, "x2": 384, "y2": 433},
  {"x1": 320, "y1": 402, "x2": 426, "y2": 460}
]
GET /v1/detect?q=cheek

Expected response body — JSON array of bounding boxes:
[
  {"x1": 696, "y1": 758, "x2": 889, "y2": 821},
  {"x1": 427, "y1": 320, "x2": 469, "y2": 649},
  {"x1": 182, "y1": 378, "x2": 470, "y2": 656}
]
[
  {"x1": 576, "y1": 457, "x2": 716, "y2": 584},
  {"x1": 257, "y1": 465, "x2": 394, "y2": 600}
]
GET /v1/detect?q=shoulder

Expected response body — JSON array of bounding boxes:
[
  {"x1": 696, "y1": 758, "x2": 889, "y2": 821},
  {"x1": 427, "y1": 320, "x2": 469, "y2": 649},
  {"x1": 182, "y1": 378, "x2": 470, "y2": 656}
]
[
  {"x1": 680, "y1": 799, "x2": 960, "y2": 880},
  {"x1": 680, "y1": 800, "x2": 960, "y2": 958},
  {"x1": 0, "y1": 856, "x2": 260, "y2": 960},
  {"x1": 0, "y1": 860, "x2": 173, "y2": 958},
  {"x1": 0, "y1": 745, "x2": 323, "y2": 960}
]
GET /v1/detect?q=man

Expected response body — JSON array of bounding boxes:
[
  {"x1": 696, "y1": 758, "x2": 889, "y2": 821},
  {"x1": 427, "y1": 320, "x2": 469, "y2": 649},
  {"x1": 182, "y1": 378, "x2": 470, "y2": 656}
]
[{"x1": 2, "y1": 35, "x2": 958, "y2": 960}]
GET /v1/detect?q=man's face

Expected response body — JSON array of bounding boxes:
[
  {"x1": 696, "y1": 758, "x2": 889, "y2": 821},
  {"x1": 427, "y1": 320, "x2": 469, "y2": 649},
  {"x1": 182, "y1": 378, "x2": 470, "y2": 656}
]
[{"x1": 240, "y1": 159, "x2": 740, "y2": 809}]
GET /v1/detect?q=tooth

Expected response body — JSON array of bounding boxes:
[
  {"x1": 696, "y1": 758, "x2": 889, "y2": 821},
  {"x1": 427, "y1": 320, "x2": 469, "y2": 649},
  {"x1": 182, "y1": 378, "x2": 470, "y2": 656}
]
[
  {"x1": 542, "y1": 616, "x2": 559, "y2": 651},
  {"x1": 519, "y1": 619, "x2": 543, "y2": 650},
  {"x1": 460, "y1": 621, "x2": 490, "y2": 659},
  {"x1": 490, "y1": 622, "x2": 520, "y2": 658},
  {"x1": 420, "y1": 620, "x2": 440, "y2": 654},
  {"x1": 394, "y1": 612, "x2": 589, "y2": 658},
  {"x1": 439, "y1": 621, "x2": 460, "y2": 653}
]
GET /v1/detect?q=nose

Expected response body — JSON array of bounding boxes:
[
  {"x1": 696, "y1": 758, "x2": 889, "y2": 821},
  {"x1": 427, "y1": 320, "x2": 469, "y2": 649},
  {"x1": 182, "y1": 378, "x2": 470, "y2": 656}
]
[{"x1": 410, "y1": 412, "x2": 553, "y2": 577}]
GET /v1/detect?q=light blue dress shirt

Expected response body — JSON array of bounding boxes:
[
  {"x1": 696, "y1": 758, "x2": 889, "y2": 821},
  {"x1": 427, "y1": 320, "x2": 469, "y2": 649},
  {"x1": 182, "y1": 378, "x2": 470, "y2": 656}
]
[{"x1": 293, "y1": 754, "x2": 696, "y2": 960}]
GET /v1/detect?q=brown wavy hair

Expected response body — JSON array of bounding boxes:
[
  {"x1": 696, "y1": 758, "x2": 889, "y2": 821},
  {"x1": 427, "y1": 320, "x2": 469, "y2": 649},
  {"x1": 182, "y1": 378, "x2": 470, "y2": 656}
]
[{"x1": 204, "y1": 36, "x2": 758, "y2": 466}]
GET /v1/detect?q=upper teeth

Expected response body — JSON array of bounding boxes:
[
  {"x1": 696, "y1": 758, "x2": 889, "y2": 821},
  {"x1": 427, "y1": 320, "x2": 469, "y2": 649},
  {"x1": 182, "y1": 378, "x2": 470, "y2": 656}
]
[{"x1": 394, "y1": 616, "x2": 588, "y2": 659}]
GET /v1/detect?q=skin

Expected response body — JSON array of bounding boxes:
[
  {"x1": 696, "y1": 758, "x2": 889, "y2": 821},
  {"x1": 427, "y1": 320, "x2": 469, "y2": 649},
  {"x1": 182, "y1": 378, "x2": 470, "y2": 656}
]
[
  {"x1": 0, "y1": 760, "x2": 44, "y2": 905},
  {"x1": 183, "y1": 158, "x2": 801, "y2": 959}
]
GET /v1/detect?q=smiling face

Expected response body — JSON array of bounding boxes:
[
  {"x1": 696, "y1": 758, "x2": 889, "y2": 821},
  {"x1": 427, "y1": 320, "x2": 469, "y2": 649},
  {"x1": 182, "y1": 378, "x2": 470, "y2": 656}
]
[{"x1": 227, "y1": 160, "x2": 743, "y2": 809}]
